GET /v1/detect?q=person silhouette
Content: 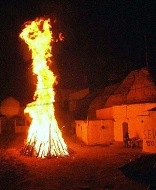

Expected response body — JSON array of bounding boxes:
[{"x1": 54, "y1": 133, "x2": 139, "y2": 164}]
[{"x1": 124, "y1": 132, "x2": 129, "y2": 148}]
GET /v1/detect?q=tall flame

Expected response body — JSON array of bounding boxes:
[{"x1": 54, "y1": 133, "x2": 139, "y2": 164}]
[{"x1": 20, "y1": 18, "x2": 68, "y2": 158}]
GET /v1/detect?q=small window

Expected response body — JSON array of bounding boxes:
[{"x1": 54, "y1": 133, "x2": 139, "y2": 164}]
[{"x1": 101, "y1": 125, "x2": 106, "y2": 129}]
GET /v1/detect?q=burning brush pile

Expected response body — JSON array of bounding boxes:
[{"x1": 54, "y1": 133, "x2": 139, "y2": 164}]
[{"x1": 19, "y1": 18, "x2": 68, "y2": 158}]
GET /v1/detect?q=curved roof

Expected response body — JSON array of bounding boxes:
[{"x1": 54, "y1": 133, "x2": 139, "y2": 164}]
[{"x1": 105, "y1": 68, "x2": 156, "y2": 108}]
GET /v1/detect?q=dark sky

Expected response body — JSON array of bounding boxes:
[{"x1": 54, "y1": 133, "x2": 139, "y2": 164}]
[{"x1": 0, "y1": 0, "x2": 156, "y2": 102}]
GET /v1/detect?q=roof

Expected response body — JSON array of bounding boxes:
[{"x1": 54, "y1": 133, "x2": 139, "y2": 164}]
[
  {"x1": 148, "y1": 107, "x2": 156, "y2": 111},
  {"x1": 105, "y1": 68, "x2": 156, "y2": 107}
]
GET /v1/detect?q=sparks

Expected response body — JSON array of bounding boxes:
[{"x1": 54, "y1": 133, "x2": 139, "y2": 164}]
[{"x1": 20, "y1": 18, "x2": 68, "y2": 158}]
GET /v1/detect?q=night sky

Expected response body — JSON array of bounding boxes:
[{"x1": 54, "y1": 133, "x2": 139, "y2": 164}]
[{"x1": 0, "y1": 0, "x2": 156, "y2": 103}]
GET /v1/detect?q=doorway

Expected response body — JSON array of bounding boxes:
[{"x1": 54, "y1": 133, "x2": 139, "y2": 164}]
[{"x1": 122, "y1": 122, "x2": 128, "y2": 140}]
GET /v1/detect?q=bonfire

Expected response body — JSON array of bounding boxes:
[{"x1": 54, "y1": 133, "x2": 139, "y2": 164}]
[{"x1": 20, "y1": 18, "x2": 68, "y2": 158}]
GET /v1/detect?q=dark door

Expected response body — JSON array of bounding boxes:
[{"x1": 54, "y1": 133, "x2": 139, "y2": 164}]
[
  {"x1": 122, "y1": 122, "x2": 128, "y2": 140},
  {"x1": 1, "y1": 117, "x2": 14, "y2": 134}
]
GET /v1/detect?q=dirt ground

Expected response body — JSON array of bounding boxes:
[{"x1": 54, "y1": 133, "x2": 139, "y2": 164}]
[{"x1": 0, "y1": 133, "x2": 149, "y2": 190}]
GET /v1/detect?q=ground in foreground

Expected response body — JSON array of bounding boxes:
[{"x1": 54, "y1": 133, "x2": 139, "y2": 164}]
[{"x1": 0, "y1": 133, "x2": 148, "y2": 190}]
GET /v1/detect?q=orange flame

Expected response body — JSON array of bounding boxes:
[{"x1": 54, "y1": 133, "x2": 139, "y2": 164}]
[{"x1": 20, "y1": 18, "x2": 68, "y2": 158}]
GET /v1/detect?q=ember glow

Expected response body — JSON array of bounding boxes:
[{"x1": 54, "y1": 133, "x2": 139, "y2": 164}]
[{"x1": 20, "y1": 18, "x2": 68, "y2": 158}]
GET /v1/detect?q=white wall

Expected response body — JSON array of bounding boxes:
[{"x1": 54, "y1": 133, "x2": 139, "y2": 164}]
[
  {"x1": 75, "y1": 120, "x2": 88, "y2": 143},
  {"x1": 14, "y1": 119, "x2": 29, "y2": 133},
  {"x1": 96, "y1": 103, "x2": 156, "y2": 144},
  {"x1": 142, "y1": 111, "x2": 156, "y2": 153},
  {"x1": 87, "y1": 120, "x2": 114, "y2": 145},
  {"x1": 75, "y1": 119, "x2": 114, "y2": 145}
]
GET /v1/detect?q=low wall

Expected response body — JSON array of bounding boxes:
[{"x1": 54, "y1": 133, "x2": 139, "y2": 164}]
[
  {"x1": 143, "y1": 112, "x2": 156, "y2": 153},
  {"x1": 14, "y1": 119, "x2": 29, "y2": 133},
  {"x1": 15, "y1": 125, "x2": 29, "y2": 133},
  {"x1": 75, "y1": 119, "x2": 114, "y2": 145}
]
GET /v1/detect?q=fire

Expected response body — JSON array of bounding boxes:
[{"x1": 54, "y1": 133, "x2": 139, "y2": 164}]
[{"x1": 20, "y1": 18, "x2": 68, "y2": 158}]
